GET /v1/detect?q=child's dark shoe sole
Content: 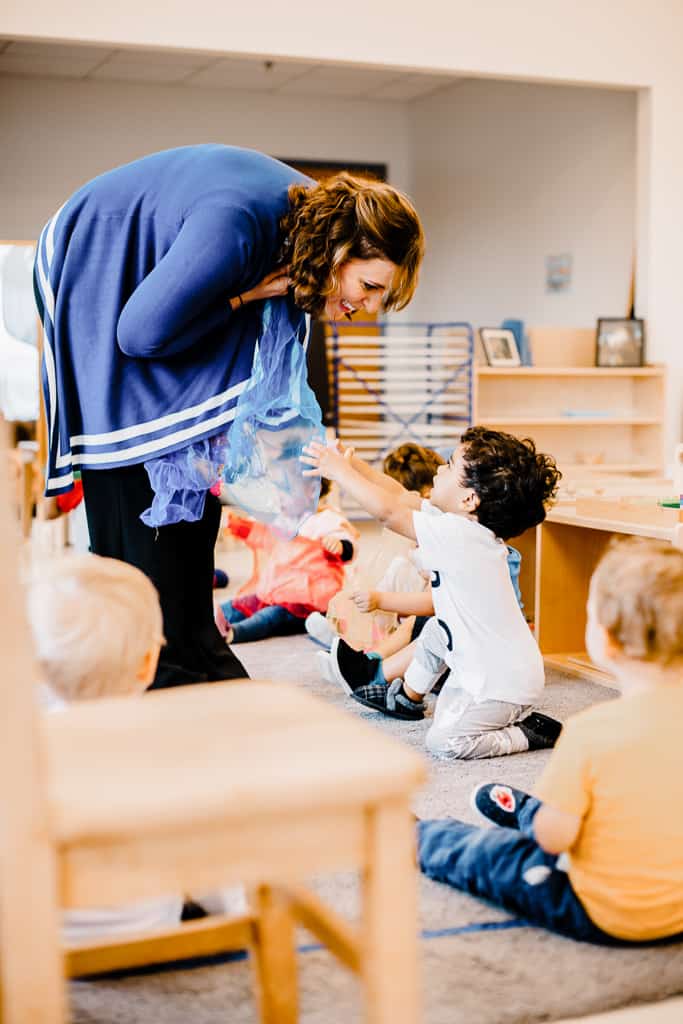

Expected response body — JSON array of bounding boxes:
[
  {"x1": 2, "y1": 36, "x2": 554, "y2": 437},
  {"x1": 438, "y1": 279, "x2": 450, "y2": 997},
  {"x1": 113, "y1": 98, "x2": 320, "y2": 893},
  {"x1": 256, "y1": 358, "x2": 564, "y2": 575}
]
[{"x1": 352, "y1": 681, "x2": 425, "y2": 721}]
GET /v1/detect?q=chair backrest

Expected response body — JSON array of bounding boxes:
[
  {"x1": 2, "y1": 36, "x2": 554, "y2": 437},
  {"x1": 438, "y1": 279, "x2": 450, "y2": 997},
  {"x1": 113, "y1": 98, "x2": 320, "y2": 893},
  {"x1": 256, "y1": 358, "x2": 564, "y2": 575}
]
[{"x1": 0, "y1": 422, "x2": 66, "y2": 1021}]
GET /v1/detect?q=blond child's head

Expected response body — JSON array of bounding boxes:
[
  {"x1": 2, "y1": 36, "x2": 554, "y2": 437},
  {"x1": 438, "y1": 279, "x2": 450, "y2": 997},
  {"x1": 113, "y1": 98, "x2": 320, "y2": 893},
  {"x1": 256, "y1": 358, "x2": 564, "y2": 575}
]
[
  {"x1": 27, "y1": 553, "x2": 164, "y2": 701},
  {"x1": 587, "y1": 538, "x2": 683, "y2": 671},
  {"x1": 383, "y1": 444, "x2": 445, "y2": 497}
]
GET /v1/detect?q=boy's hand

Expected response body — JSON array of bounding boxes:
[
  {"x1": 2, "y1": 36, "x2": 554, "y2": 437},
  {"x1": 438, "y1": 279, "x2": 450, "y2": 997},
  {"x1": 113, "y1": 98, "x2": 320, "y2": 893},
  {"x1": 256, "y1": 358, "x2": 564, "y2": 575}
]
[
  {"x1": 352, "y1": 590, "x2": 380, "y2": 612},
  {"x1": 301, "y1": 440, "x2": 347, "y2": 481},
  {"x1": 322, "y1": 534, "x2": 343, "y2": 556},
  {"x1": 331, "y1": 437, "x2": 355, "y2": 460}
]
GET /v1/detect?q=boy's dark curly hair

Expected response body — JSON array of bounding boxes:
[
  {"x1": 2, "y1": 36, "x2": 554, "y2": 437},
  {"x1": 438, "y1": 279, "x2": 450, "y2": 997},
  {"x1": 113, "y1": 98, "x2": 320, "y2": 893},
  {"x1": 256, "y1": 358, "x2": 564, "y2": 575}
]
[
  {"x1": 460, "y1": 427, "x2": 561, "y2": 540},
  {"x1": 281, "y1": 173, "x2": 424, "y2": 316}
]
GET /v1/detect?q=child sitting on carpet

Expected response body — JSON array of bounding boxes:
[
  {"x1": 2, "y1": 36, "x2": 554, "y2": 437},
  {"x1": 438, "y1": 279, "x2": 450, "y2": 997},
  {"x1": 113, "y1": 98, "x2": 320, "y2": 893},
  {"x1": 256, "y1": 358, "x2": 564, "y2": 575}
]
[
  {"x1": 217, "y1": 477, "x2": 358, "y2": 644},
  {"x1": 418, "y1": 538, "x2": 683, "y2": 946},
  {"x1": 322, "y1": 539, "x2": 525, "y2": 697},
  {"x1": 28, "y1": 553, "x2": 241, "y2": 941},
  {"x1": 302, "y1": 426, "x2": 562, "y2": 759}
]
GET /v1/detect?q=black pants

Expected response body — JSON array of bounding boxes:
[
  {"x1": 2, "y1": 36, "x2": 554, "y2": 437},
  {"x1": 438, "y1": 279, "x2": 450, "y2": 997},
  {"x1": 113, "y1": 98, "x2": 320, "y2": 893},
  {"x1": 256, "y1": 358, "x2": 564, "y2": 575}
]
[{"x1": 81, "y1": 464, "x2": 248, "y2": 689}]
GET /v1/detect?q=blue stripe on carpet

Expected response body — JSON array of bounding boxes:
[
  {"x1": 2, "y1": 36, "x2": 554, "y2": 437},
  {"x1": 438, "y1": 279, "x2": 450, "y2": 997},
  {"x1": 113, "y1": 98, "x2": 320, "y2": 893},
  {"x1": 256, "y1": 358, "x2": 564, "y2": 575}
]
[
  {"x1": 421, "y1": 919, "x2": 525, "y2": 940},
  {"x1": 75, "y1": 919, "x2": 526, "y2": 981},
  {"x1": 298, "y1": 918, "x2": 525, "y2": 953}
]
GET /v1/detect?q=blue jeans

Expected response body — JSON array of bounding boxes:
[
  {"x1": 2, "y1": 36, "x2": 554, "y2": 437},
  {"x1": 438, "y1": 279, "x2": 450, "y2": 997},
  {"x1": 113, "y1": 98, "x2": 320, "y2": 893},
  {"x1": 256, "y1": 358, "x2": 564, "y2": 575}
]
[
  {"x1": 220, "y1": 599, "x2": 306, "y2": 644},
  {"x1": 417, "y1": 797, "x2": 682, "y2": 946}
]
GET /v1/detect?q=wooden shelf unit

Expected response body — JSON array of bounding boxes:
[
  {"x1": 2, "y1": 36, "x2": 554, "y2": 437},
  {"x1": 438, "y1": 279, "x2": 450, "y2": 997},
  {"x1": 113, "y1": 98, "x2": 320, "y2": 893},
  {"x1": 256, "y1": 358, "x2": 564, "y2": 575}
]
[
  {"x1": 473, "y1": 328, "x2": 666, "y2": 478},
  {"x1": 476, "y1": 366, "x2": 663, "y2": 378},
  {"x1": 485, "y1": 416, "x2": 661, "y2": 427}
]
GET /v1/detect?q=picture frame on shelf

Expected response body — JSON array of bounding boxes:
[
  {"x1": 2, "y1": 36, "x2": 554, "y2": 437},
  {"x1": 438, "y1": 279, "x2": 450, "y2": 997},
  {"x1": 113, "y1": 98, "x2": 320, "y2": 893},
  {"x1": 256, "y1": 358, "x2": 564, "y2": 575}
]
[
  {"x1": 595, "y1": 318, "x2": 645, "y2": 368},
  {"x1": 478, "y1": 327, "x2": 521, "y2": 367}
]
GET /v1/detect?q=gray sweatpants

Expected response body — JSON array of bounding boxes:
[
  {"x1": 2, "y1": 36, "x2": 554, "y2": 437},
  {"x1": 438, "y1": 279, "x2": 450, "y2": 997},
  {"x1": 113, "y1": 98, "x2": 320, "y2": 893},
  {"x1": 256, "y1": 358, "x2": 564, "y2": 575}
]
[{"x1": 404, "y1": 617, "x2": 532, "y2": 760}]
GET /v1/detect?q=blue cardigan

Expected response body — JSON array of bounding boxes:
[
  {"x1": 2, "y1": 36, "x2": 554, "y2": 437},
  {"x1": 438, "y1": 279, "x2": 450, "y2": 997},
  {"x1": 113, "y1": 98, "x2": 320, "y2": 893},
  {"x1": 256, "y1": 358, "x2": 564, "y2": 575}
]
[{"x1": 33, "y1": 145, "x2": 311, "y2": 495}]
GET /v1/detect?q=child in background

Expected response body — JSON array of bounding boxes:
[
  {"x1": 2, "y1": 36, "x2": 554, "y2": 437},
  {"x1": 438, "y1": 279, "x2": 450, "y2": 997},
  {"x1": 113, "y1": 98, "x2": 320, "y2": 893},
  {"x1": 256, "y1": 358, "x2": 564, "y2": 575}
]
[
  {"x1": 28, "y1": 553, "x2": 243, "y2": 942},
  {"x1": 305, "y1": 443, "x2": 445, "y2": 652},
  {"x1": 418, "y1": 538, "x2": 683, "y2": 946},
  {"x1": 217, "y1": 477, "x2": 358, "y2": 644},
  {"x1": 345, "y1": 530, "x2": 523, "y2": 670},
  {"x1": 302, "y1": 426, "x2": 562, "y2": 759}
]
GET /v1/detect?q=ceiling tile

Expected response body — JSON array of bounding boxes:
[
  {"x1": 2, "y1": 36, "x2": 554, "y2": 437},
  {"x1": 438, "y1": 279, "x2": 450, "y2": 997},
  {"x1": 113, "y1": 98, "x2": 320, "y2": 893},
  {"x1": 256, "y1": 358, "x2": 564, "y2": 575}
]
[
  {"x1": 187, "y1": 56, "x2": 313, "y2": 91},
  {"x1": 0, "y1": 53, "x2": 104, "y2": 78},
  {"x1": 278, "y1": 65, "x2": 402, "y2": 98},
  {"x1": 373, "y1": 74, "x2": 456, "y2": 101},
  {"x1": 0, "y1": 38, "x2": 458, "y2": 101},
  {"x1": 102, "y1": 48, "x2": 210, "y2": 68},
  {"x1": 5, "y1": 40, "x2": 110, "y2": 61},
  {"x1": 89, "y1": 62, "x2": 198, "y2": 83}
]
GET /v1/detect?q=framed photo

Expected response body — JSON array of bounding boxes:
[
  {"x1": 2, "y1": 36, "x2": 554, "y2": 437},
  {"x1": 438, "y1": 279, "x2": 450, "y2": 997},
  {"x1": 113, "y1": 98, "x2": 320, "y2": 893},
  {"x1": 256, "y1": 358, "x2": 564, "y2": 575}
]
[
  {"x1": 595, "y1": 318, "x2": 645, "y2": 367},
  {"x1": 479, "y1": 327, "x2": 521, "y2": 367}
]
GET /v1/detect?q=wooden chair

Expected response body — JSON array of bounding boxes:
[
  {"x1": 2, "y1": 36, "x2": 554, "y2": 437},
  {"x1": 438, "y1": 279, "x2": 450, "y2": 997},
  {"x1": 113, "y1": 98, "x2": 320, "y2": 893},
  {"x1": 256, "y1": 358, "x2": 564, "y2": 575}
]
[{"x1": 0, "y1": 440, "x2": 426, "y2": 1024}]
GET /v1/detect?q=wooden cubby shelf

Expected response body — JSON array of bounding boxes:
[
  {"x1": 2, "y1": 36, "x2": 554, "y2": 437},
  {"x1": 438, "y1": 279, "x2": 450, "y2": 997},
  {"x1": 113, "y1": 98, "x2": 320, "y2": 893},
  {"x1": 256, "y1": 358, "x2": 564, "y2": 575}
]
[{"x1": 473, "y1": 329, "x2": 665, "y2": 479}]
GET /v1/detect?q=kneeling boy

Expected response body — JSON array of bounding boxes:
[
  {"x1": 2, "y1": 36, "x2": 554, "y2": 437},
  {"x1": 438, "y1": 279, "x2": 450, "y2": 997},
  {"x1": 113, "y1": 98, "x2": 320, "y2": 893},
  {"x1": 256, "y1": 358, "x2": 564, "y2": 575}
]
[{"x1": 303, "y1": 426, "x2": 562, "y2": 758}]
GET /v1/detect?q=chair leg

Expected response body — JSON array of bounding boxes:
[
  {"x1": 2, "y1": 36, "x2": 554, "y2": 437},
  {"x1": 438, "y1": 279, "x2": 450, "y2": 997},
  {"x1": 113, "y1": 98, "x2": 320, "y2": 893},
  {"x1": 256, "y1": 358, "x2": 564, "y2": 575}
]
[
  {"x1": 0, "y1": 850, "x2": 66, "y2": 1023},
  {"x1": 249, "y1": 884, "x2": 299, "y2": 1024},
  {"x1": 361, "y1": 797, "x2": 420, "y2": 1024}
]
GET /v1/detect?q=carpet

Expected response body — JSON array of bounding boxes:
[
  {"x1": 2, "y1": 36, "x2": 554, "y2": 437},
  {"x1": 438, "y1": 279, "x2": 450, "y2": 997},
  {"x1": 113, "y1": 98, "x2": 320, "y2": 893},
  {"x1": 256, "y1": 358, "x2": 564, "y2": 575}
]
[{"x1": 69, "y1": 628, "x2": 683, "y2": 1024}]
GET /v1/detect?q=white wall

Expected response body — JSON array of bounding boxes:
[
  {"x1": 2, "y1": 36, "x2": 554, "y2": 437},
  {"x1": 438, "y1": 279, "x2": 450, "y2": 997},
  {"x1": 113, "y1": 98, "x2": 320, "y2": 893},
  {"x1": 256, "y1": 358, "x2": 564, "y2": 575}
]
[
  {"x1": 0, "y1": 75, "x2": 412, "y2": 238},
  {"x1": 2, "y1": 0, "x2": 683, "y2": 453},
  {"x1": 409, "y1": 79, "x2": 636, "y2": 329},
  {"x1": 0, "y1": 72, "x2": 638, "y2": 332}
]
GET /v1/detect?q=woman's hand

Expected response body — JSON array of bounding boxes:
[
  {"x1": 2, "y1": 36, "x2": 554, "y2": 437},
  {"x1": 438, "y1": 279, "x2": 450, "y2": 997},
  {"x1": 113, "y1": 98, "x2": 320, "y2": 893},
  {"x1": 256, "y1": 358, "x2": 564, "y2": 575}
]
[
  {"x1": 352, "y1": 590, "x2": 380, "y2": 613},
  {"x1": 321, "y1": 534, "x2": 343, "y2": 557},
  {"x1": 232, "y1": 267, "x2": 291, "y2": 309}
]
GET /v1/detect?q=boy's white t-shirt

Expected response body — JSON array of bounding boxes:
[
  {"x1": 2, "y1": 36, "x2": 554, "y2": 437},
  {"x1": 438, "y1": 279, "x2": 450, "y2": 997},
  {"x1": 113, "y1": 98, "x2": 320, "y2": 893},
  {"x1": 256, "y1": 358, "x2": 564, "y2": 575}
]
[{"x1": 412, "y1": 501, "x2": 544, "y2": 704}]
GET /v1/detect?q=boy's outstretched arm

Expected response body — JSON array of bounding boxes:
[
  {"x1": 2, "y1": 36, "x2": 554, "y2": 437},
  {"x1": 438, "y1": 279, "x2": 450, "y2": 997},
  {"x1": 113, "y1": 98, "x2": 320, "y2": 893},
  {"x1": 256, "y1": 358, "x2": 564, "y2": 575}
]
[
  {"x1": 347, "y1": 453, "x2": 408, "y2": 497},
  {"x1": 353, "y1": 589, "x2": 434, "y2": 617},
  {"x1": 301, "y1": 441, "x2": 419, "y2": 540},
  {"x1": 331, "y1": 438, "x2": 411, "y2": 498}
]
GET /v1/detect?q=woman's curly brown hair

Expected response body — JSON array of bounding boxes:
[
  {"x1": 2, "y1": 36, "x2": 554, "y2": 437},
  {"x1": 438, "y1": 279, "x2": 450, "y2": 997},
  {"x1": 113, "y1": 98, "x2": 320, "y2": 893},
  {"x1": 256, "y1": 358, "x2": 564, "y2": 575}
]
[{"x1": 280, "y1": 173, "x2": 425, "y2": 315}]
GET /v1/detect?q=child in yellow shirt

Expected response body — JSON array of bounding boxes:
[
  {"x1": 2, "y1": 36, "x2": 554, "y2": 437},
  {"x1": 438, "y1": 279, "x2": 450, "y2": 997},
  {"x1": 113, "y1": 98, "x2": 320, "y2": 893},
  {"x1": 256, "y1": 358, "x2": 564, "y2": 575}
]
[{"x1": 417, "y1": 537, "x2": 683, "y2": 945}]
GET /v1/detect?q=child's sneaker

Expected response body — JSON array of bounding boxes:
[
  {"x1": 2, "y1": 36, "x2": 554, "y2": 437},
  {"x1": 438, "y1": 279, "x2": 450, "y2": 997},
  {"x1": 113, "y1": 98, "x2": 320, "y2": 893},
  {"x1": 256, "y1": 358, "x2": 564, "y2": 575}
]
[
  {"x1": 305, "y1": 611, "x2": 336, "y2": 650},
  {"x1": 518, "y1": 712, "x2": 563, "y2": 750},
  {"x1": 353, "y1": 678, "x2": 425, "y2": 721},
  {"x1": 327, "y1": 637, "x2": 382, "y2": 695},
  {"x1": 470, "y1": 782, "x2": 533, "y2": 829}
]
